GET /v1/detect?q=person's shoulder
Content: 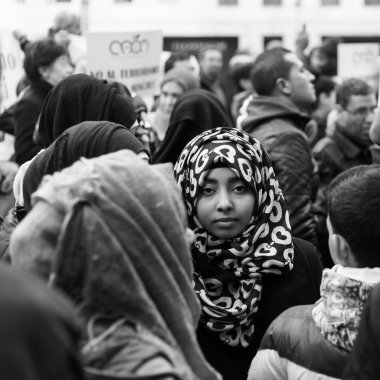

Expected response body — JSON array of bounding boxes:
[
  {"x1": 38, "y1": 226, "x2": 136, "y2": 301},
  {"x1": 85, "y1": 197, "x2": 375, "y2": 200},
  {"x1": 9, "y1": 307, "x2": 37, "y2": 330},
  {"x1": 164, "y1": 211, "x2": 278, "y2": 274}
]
[
  {"x1": 293, "y1": 236, "x2": 320, "y2": 263},
  {"x1": 261, "y1": 302, "x2": 348, "y2": 378},
  {"x1": 292, "y1": 237, "x2": 323, "y2": 282},
  {"x1": 15, "y1": 86, "x2": 42, "y2": 113},
  {"x1": 312, "y1": 135, "x2": 337, "y2": 157}
]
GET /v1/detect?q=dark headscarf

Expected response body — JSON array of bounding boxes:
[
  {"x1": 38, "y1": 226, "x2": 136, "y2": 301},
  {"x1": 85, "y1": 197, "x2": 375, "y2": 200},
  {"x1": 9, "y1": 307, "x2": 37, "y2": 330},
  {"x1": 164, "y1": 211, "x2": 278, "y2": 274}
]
[
  {"x1": 37, "y1": 74, "x2": 137, "y2": 147},
  {"x1": 153, "y1": 89, "x2": 233, "y2": 164},
  {"x1": 0, "y1": 264, "x2": 83, "y2": 380},
  {"x1": 23, "y1": 121, "x2": 147, "y2": 212},
  {"x1": 11, "y1": 150, "x2": 220, "y2": 380},
  {"x1": 174, "y1": 128, "x2": 294, "y2": 348}
]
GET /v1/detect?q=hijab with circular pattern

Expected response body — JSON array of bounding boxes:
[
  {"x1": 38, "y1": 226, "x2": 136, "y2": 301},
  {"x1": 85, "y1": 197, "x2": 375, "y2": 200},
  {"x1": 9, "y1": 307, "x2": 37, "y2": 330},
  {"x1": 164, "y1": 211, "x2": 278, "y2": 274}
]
[{"x1": 174, "y1": 127, "x2": 294, "y2": 347}]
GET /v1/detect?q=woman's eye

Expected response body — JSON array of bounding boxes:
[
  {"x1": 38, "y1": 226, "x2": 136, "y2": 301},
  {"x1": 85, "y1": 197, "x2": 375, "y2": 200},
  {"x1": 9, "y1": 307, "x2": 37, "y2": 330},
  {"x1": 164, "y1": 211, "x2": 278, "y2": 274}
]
[
  {"x1": 233, "y1": 185, "x2": 247, "y2": 193},
  {"x1": 201, "y1": 187, "x2": 215, "y2": 195}
]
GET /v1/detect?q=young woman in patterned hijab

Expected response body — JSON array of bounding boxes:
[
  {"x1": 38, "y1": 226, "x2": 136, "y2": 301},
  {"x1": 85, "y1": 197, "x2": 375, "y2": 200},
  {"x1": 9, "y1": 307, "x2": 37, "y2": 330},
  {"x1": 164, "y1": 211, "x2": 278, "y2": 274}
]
[{"x1": 175, "y1": 127, "x2": 322, "y2": 380}]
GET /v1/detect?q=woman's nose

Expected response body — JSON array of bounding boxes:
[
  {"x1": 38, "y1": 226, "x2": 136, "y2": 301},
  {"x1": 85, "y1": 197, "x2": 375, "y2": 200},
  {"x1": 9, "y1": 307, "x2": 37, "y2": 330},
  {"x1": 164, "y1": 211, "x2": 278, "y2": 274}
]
[{"x1": 216, "y1": 191, "x2": 233, "y2": 211}]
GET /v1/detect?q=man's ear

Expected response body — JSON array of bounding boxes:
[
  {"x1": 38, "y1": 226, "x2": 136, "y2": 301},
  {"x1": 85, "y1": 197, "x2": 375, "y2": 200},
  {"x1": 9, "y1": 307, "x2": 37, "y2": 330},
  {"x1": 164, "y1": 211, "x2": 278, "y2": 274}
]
[
  {"x1": 275, "y1": 77, "x2": 291, "y2": 96},
  {"x1": 330, "y1": 233, "x2": 357, "y2": 267}
]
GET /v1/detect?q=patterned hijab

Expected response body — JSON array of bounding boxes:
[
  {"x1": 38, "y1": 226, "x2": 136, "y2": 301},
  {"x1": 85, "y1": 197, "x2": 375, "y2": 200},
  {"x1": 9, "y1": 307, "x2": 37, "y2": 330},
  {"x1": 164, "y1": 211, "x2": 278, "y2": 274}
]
[{"x1": 174, "y1": 128, "x2": 294, "y2": 348}]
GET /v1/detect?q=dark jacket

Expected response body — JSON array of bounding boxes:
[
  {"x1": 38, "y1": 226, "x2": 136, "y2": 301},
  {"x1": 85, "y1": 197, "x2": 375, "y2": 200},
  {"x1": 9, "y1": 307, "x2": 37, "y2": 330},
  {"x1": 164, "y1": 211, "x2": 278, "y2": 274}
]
[
  {"x1": 0, "y1": 103, "x2": 16, "y2": 135},
  {"x1": 251, "y1": 304, "x2": 347, "y2": 379},
  {"x1": 312, "y1": 127, "x2": 372, "y2": 267},
  {"x1": 241, "y1": 96, "x2": 319, "y2": 246},
  {"x1": 343, "y1": 284, "x2": 380, "y2": 380},
  {"x1": 197, "y1": 237, "x2": 322, "y2": 380},
  {"x1": 313, "y1": 127, "x2": 372, "y2": 188},
  {"x1": 14, "y1": 79, "x2": 50, "y2": 165}
]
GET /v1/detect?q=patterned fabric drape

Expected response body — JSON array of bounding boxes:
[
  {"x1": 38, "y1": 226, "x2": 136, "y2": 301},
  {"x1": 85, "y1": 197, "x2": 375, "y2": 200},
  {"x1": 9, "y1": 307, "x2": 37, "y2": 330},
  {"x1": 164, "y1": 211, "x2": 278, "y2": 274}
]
[{"x1": 174, "y1": 128, "x2": 294, "y2": 347}]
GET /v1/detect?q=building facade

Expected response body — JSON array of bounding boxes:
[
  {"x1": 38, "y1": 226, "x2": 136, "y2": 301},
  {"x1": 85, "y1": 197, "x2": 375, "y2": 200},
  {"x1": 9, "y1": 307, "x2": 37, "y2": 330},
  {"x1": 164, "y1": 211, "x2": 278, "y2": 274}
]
[{"x1": 3, "y1": 0, "x2": 380, "y2": 54}]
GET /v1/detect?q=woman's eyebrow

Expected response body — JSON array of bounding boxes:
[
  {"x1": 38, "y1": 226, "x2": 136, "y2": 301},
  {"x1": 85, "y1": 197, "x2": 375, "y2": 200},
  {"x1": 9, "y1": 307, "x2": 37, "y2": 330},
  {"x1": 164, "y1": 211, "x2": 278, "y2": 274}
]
[
  {"x1": 203, "y1": 178, "x2": 217, "y2": 184},
  {"x1": 229, "y1": 177, "x2": 243, "y2": 184}
]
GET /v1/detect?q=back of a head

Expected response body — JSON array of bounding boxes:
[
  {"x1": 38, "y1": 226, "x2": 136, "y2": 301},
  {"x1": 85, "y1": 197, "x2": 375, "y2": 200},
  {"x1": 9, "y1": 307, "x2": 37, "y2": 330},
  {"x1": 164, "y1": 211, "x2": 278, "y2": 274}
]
[
  {"x1": 153, "y1": 89, "x2": 232, "y2": 164},
  {"x1": 23, "y1": 38, "x2": 67, "y2": 83},
  {"x1": 23, "y1": 121, "x2": 147, "y2": 212},
  {"x1": 12, "y1": 151, "x2": 219, "y2": 380},
  {"x1": 38, "y1": 74, "x2": 136, "y2": 147},
  {"x1": 250, "y1": 47, "x2": 292, "y2": 96},
  {"x1": 336, "y1": 78, "x2": 373, "y2": 109},
  {"x1": 0, "y1": 264, "x2": 83, "y2": 380},
  {"x1": 327, "y1": 165, "x2": 380, "y2": 267}
]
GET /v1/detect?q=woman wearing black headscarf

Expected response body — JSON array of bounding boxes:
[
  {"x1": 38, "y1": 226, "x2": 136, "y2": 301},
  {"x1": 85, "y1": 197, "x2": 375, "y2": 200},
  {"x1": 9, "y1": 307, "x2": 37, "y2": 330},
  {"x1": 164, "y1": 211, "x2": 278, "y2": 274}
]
[
  {"x1": 0, "y1": 121, "x2": 147, "y2": 262},
  {"x1": 23, "y1": 121, "x2": 148, "y2": 212},
  {"x1": 0, "y1": 264, "x2": 83, "y2": 380},
  {"x1": 37, "y1": 73, "x2": 137, "y2": 147},
  {"x1": 153, "y1": 89, "x2": 233, "y2": 165}
]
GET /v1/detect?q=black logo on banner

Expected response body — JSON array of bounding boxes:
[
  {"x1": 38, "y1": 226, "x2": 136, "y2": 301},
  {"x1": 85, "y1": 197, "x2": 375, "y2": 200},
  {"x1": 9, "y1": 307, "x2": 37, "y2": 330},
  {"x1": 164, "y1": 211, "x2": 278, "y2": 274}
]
[{"x1": 109, "y1": 35, "x2": 149, "y2": 56}]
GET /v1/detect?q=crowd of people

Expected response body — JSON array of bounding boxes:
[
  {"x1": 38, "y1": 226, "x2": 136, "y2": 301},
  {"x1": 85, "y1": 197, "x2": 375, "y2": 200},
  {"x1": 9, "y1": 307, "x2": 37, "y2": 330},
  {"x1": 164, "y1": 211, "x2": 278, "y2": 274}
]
[{"x1": 0, "y1": 10, "x2": 379, "y2": 380}]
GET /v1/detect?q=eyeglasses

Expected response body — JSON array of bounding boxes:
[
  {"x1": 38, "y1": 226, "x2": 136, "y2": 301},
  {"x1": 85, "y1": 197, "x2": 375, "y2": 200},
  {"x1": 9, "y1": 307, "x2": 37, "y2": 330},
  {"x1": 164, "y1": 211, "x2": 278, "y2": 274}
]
[{"x1": 345, "y1": 106, "x2": 378, "y2": 118}]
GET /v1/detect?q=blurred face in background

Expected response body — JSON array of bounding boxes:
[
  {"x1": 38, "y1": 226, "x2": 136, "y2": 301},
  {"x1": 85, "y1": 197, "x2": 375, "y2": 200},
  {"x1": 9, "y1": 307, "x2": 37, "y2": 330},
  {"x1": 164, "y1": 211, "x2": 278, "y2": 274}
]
[
  {"x1": 337, "y1": 93, "x2": 377, "y2": 147},
  {"x1": 159, "y1": 81, "x2": 184, "y2": 114},
  {"x1": 200, "y1": 49, "x2": 223, "y2": 80},
  {"x1": 40, "y1": 54, "x2": 73, "y2": 86}
]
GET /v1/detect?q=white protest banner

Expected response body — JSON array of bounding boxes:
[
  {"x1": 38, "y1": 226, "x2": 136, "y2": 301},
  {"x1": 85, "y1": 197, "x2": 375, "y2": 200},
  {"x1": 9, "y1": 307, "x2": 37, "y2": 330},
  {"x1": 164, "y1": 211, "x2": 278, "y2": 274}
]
[
  {"x1": 338, "y1": 43, "x2": 380, "y2": 92},
  {"x1": 0, "y1": 29, "x2": 24, "y2": 107},
  {"x1": 87, "y1": 30, "x2": 162, "y2": 96}
]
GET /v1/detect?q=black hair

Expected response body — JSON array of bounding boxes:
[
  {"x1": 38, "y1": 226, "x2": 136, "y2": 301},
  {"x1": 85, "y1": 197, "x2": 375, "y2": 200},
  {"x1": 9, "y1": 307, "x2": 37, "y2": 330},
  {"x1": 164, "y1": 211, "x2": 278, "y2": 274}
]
[
  {"x1": 230, "y1": 62, "x2": 254, "y2": 91},
  {"x1": 23, "y1": 38, "x2": 68, "y2": 83},
  {"x1": 327, "y1": 165, "x2": 380, "y2": 267},
  {"x1": 164, "y1": 52, "x2": 191, "y2": 73},
  {"x1": 314, "y1": 75, "x2": 336, "y2": 100},
  {"x1": 336, "y1": 78, "x2": 373, "y2": 109},
  {"x1": 250, "y1": 47, "x2": 293, "y2": 96}
]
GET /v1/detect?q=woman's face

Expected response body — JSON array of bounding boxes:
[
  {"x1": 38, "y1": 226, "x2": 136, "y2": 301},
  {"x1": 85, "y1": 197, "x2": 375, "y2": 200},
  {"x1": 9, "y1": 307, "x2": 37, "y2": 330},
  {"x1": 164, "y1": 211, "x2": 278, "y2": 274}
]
[
  {"x1": 159, "y1": 81, "x2": 184, "y2": 114},
  {"x1": 41, "y1": 55, "x2": 73, "y2": 86},
  {"x1": 196, "y1": 167, "x2": 255, "y2": 239}
]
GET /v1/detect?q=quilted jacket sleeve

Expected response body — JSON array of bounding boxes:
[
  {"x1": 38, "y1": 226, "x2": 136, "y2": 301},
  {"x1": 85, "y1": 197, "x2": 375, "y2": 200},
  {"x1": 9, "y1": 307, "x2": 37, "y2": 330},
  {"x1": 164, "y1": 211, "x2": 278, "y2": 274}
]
[{"x1": 269, "y1": 130, "x2": 319, "y2": 246}]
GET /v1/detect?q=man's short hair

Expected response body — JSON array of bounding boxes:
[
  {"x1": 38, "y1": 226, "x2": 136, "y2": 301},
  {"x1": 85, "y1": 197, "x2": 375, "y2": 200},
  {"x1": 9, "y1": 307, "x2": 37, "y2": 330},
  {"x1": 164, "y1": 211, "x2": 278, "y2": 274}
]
[
  {"x1": 327, "y1": 165, "x2": 380, "y2": 267},
  {"x1": 164, "y1": 52, "x2": 191, "y2": 73},
  {"x1": 23, "y1": 38, "x2": 67, "y2": 83},
  {"x1": 336, "y1": 78, "x2": 373, "y2": 109},
  {"x1": 250, "y1": 48, "x2": 293, "y2": 96}
]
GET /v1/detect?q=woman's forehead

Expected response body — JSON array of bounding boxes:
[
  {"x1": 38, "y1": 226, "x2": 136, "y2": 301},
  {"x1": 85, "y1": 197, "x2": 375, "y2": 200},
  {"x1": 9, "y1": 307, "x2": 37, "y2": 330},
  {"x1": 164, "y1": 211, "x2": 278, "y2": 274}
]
[{"x1": 204, "y1": 167, "x2": 240, "y2": 182}]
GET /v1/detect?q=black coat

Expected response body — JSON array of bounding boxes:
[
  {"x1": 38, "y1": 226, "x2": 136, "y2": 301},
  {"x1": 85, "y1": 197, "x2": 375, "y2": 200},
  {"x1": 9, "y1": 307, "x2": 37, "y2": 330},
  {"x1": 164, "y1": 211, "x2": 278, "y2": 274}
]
[{"x1": 14, "y1": 79, "x2": 50, "y2": 165}]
